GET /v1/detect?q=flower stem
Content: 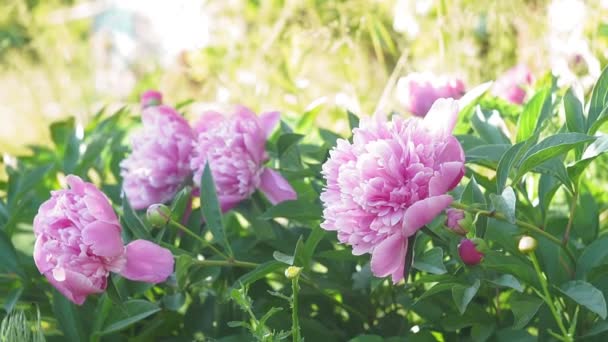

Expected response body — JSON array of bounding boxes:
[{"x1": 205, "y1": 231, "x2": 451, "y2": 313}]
[
  {"x1": 530, "y1": 252, "x2": 572, "y2": 341},
  {"x1": 450, "y1": 202, "x2": 576, "y2": 263},
  {"x1": 291, "y1": 273, "x2": 302, "y2": 342},
  {"x1": 191, "y1": 258, "x2": 259, "y2": 269},
  {"x1": 168, "y1": 220, "x2": 229, "y2": 259}
]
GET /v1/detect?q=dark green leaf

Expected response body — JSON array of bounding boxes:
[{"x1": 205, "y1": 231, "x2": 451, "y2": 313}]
[
  {"x1": 0, "y1": 230, "x2": 22, "y2": 277},
  {"x1": 465, "y1": 144, "x2": 511, "y2": 168},
  {"x1": 259, "y1": 199, "x2": 322, "y2": 222},
  {"x1": 496, "y1": 142, "x2": 526, "y2": 192},
  {"x1": 53, "y1": 291, "x2": 86, "y2": 342},
  {"x1": 121, "y1": 197, "x2": 152, "y2": 240},
  {"x1": 277, "y1": 133, "x2": 304, "y2": 156},
  {"x1": 200, "y1": 163, "x2": 233, "y2": 256},
  {"x1": 509, "y1": 293, "x2": 543, "y2": 329},
  {"x1": 559, "y1": 280, "x2": 607, "y2": 319},
  {"x1": 488, "y1": 274, "x2": 524, "y2": 292},
  {"x1": 347, "y1": 110, "x2": 360, "y2": 131},
  {"x1": 301, "y1": 225, "x2": 326, "y2": 269},
  {"x1": 413, "y1": 247, "x2": 447, "y2": 275},
  {"x1": 233, "y1": 261, "x2": 283, "y2": 288},
  {"x1": 452, "y1": 279, "x2": 480, "y2": 314},
  {"x1": 3, "y1": 287, "x2": 22, "y2": 312},
  {"x1": 576, "y1": 235, "x2": 608, "y2": 279},
  {"x1": 101, "y1": 300, "x2": 161, "y2": 335}
]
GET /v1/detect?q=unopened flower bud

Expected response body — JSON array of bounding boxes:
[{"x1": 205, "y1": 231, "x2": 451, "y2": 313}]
[
  {"x1": 518, "y1": 235, "x2": 538, "y2": 254},
  {"x1": 458, "y1": 239, "x2": 484, "y2": 265},
  {"x1": 445, "y1": 209, "x2": 471, "y2": 236},
  {"x1": 146, "y1": 204, "x2": 171, "y2": 227},
  {"x1": 140, "y1": 90, "x2": 163, "y2": 109},
  {"x1": 285, "y1": 266, "x2": 302, "y2": 279}
]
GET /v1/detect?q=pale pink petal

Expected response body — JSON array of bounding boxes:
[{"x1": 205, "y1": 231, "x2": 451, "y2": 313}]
[
  {"x1": 402, "y1": 195, "x2": 453, "y2": 236},
  {"x1": 120, "y1": 240, "x2": 174, "y2": 283},
  {"x1": 259, "y1": 111, "x2": 281, "y2": 138},
  {"x1": 370, "y1": 234, "x2": 407, "y2": 283},
  {"x1": 45, "y1": 269, "x2": 104, "y2": 305},
  {"x1": 258, "y1": 168, "x2": 297, "y2": 205},
  {"x1": 429, "y1": 161, "x2": 465, "y2": 196},
  {"x1": 82, "y1": 221, "x2": 124, "y2": 257},
  {"x1": 423, "y1": 98, "x2": 459, "y2": 135}
]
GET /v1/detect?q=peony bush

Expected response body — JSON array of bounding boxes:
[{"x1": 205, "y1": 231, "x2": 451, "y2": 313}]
[{"x1": 3, "y1": 67, "x2": 608, "y2": 341}]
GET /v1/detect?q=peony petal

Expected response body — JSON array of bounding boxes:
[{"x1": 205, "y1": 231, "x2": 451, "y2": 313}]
[
  {"x1": 259, "y1": 111, "x2": 280, "y2": 138},
  {"x1": 45, "y1": 268, "x2": 104, "y2": 305},
  {"x1": 423, "y1": 98, "x2": 459, "y2": 135},
  {"x1": 402, "y1": 195, "x2": 453, "y2": 236},
  {"x1": 258, "y1": 168, "x2": 297, "y2": 205},
  {"x1": 66, "y1": 175, "x2": 85, "y2": 194},
  {"x1": 429, "y1": 161, "x2": 465, "y2": 196},
  {"x1": 83, "y1": 194, "x2": 117, "y2": 223},
  {"x1": 120, "y1": 240, "x2": 174, "y2": 283},
  {"x1": 370, "y1": 234, "x2": 407, "y2": 283},
  {"x1": 82, "y1": 221, "x2": 124, "y2": 257}
]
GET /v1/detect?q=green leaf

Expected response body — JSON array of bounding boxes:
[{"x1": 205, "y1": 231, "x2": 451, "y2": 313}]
[
  {"x1": 234, "y1": 261, "x2": 283, "y2": 288},
  {"x1": 301, "y1": 225, "x2": 326, "y2": 270},
  {"x1": 272, "y1": 251, "x2": 294, "y2": 265},
  {"x1": 563, "y1": 88, "x2": 585, "y2": 133},
  {"x1": 471, "y1": 107, "x2": 510, "y2": 145},
  {"x1": 295, "y1": 103, "x2": 323, "y2": 133},
  {"x1": 465, "y1": 144, "x2": 511, "y2": 168},
  {"x1": 489, "y1": 186, "x2": 516, "y2": 224},
  {"x1": 53, "y1": 291, "x2": 86, "y2": 342},
  {"x1": 569, "y1": 134, "x2": 608, "y2": 182},
  {"x1": 349, "y1": 335, "x2": 384, "y2": 342},
  {"x1": 452, "y1": 279, "x2": 480, "y2": 314},
  {"x1": 121, "y1": 198, "x2": 152, "y2": 240},
  {"x1": 487, "y1": 274, "x2": 524, "y2": 292},
  {"x1": 533, "y1": 158, "x2": 573, "y2": 192},
  {"x1": 588, "y1": 66, "x2": 608, "y2": 129},
  {"x1": 516, "y1": 87, "x2": 552, "y2": 142},
  {"x1": 176, "y1": 254, "x2": 194, "y2": 290},
  {"x1": 413, "y1": 247, "x2": 447, "y2": 275},
  {"x1": 460, "y1": 177, "x2": 485, "y2": 205},
  {"x1": 259, "y1": 199, "x2": 322, "y2": 222},
  {"x1": 509, "y1": 293, "x2": 543, "y2": 329},
  {"x1": 101, "y1": 300, "x2": 161, "y2": 335},
  {"x1": 170, "y1": 186, "x2": 193, "y2": 222},
  {"x1": 582, "y1": 320, "x2": 608, "y2": 338},
  {"x1": 515, "y1": 133, "x2": 595, "y2": 182},
  {"x1": 277, "y1": 133, "x2": 304, "y2": 156},
  {"x1": 0, "y1": 230, "x2": 22, "y2": 277},
  {"x1": 495, "y1": 142, "x2": 526, "y2": 192},
  {"x1": 576, "y1": 235, "x2": 608, "y2": 279},
  {"x1": 559, "y1": 280, "x2": 607, "y2": 319},
  {"x1": 200, "y1": 163, "x2": 233, "y2": 256},
  {"x1": 347, "y1": 110, "x2": 360, "y2": 131},
  {"x1": 3, "y1": 287, "x2": 22, "y2": 313}
]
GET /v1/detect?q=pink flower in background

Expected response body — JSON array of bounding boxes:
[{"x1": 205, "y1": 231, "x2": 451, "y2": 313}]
[
  {"x1": 140, "y1": 90, "x2": 163, "y2": 108},
  {"x1": 33, "y1": 175, "x2": 174, "y2": 305},
  {"x1": 320, "y1": 99, "x2": 465, "y2": 283},
  {"x1": 491, "y1": 64, "x2": 534, "y2": 104},
  {"x1": 397, "y1": 72, "x2": 465, "y2": 117},
  {"x1": 121, "y1": 101, "x2": 194, "y2": 210},
  {"x1": 190, "y1": 106, "x2": 296, "y2": 212}
]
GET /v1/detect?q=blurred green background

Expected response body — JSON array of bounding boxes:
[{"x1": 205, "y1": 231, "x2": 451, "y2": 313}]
[{"x1": 2, "y1": 0, "x2": 607, "y2": 155}]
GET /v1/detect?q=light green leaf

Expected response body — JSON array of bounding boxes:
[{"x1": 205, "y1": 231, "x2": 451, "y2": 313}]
[
  {"x1": 495, "y1": 142, "x2": 526, "y2": 193},
  {"x1": 489, "y1": 186, "x2": 516, "y2": 224},
  {"x1": 559, "y1": 280, "x2": 607, "y2": 319},
  {"x1": 587, "y1": 65, "x2": 608, "y2": 130},
  {"x1": 516, "y1": 87, "x2": 552, "y2": 142},
  {"x1": 563, "y1": 88, "x2": 585, "y2": 133},
  {"x1": 272, "y1": 251, "x2": 294, "y2": 265}
]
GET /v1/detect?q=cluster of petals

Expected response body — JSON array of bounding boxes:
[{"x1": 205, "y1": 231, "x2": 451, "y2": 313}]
[
  {"x1": 397, "y1": 72, "x2": 465, "y2": 117},
  {"x1": 33, "y1": 175, "x2": 174, "y2": 305},
  {"x1": 320, "y1": 99, "x2": 465, "y2": 283},
  {"x1": 120, "y1": 95, "x2": 194, "y2": 210},
  {"x1": 190, "y1": 106, "x2": 297, "y2": 212},
  {"x1": 491, "y1": 64, "x2": 534, "y2": 104}
]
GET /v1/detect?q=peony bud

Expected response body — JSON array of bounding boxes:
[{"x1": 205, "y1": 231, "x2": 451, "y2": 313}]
[
  {"x1": 140, "y1": 90, "x2": 163, "y2": 109},
  {"x1": 445, "y1": 209, "x2": 471, "y2": 236},
  {"x1": 285, "y1": 266, "x2": 302, "y2": 279},
  {"x1": 458, "y1": 239, "x2": 484, "y2": 265},
  {"x1": 146, "y1": 204, "x2": 172, "y2": 227},
  {"x1": 518, "y1": 235, "x2": 538, "y2": 254}
]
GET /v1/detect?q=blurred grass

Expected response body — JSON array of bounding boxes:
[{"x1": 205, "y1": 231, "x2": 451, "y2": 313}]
[{"x1": 1, "y1": 0, "x2": 608, "y2": 156}]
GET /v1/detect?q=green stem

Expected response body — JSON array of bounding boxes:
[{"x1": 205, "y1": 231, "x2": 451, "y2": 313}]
[
  {"x1": 530, "y1": 252, "x2": 571, "y2": 341},
  {"x1": 192, "y1": 258, "x2": 259, "y2": 269},
  {"x1": 451, "y1": 202, "x2": 576, "y2": 263},
  {"x1": 291, "y1": 275, "x2": 302, "y2": 342},
  {"x1": 168, "y1": 220, "x2": 228, "y2": 259}
]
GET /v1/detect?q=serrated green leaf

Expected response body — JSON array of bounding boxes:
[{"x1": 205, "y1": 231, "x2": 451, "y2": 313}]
[{"x1": 559, "y1": 280, "x2": 607, "y2": 319}]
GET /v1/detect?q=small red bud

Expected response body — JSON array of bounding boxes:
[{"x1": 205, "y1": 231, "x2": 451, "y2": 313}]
[{"x1": 458, "y1": 239, "x2": 484, "y2": 265}]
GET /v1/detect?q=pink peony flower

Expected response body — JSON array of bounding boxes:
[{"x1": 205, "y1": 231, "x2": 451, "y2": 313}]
[
  {"x1": 397, "y1": 72, "x2": 465, "y2": 117},
  {"x1": 445, "y1": 208, "x2": 468, "y2": 236},
  {"x1": 140, "y1": 90, "x2": 163, "y2": 108},
  {"x1": 320, "y1": 99, "x2": 465, "y2": 283},
  {"x1": 458, "y1": 239, "x2": 484, "y2": 265},
  {"x1": 491, "y1": 64, "x2": 534, "y2": 104},
  {"x1": 190, "y1": 106, "x2": 296, "y2": 212},
  {"x1": 33, "y1": 175, "x2": 174, "y2": 305},
  {"x1": 121, "y1": 102, "x2": 194, "y2": 210}
]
